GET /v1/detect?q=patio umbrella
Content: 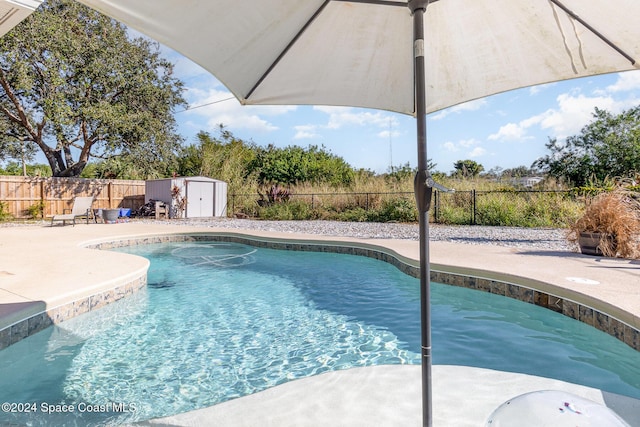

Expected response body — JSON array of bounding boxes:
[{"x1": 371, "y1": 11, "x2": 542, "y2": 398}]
[
  {"x1": 0, "y1": 0, "x2": 43, "y2": 37},
  {"x1": 74, "y1": 1, "x2": 640, "y2": 425}
]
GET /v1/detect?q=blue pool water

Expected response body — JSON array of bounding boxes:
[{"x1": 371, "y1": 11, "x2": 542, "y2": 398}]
[{"x1": 1, "y1": 242, "x2": 639, "y2": 426}]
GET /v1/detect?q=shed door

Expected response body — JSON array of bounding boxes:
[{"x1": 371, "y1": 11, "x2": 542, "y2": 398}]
[{"x1": 186, "y1": 181, "x2": 214, "y2": 218}]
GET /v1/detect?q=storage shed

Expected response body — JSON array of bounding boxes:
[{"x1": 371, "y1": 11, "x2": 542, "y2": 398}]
[{"x1": 145, "y1": 176, "x2": 227, "y2": 218}]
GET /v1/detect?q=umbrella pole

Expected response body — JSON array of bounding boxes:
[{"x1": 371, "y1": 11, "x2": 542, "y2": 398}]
[{"x1": 409, "y1": 1, "x2": 432, "y2": 426}]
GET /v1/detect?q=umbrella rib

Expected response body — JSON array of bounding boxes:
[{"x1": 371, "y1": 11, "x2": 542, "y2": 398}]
[
  {"x1": 548, "y1": 0, "x2": 636, "y2": 65},
  {"x1": 245, "y1": 1, "x2": 333, "y2": 100},
  {"x1": 245, "y1": 0, "x2": 409, "y2": 100},
  {"x1": 333, "y1": 0, "x2": 408, "y2": 6}
]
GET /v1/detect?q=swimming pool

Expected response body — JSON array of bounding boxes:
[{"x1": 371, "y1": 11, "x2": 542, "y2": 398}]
[{"x1": 1, "y1": 241, "x2": 639, "y2": 426}]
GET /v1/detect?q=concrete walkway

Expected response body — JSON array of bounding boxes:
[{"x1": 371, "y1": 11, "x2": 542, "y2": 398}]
[{"x1": 1, "y1": 222, "x2": 639, "y2": 426}]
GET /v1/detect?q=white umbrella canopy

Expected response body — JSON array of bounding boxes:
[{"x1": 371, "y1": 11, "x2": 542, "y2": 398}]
[
  {"x1": 74, "y1": 1, "x2": 640, "y2": 426},
  {"x1": 76, "y1": 0, "x2": 639, "y2": 115},
  {"x1": 0, "y1": 0, "x2": 44, "y2": 37}
]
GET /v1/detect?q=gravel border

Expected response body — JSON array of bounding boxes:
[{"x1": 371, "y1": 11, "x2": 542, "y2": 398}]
[
  {"x1": 139, "y1": 218, "x2": 577, "y2": 252},
  {"x1": 1, "y1": 218, "x2": 577, "y2": 252}
]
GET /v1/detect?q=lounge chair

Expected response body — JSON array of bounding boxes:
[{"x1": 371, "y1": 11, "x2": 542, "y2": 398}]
[{"x1": 51, "y1": 196, "x2": 94, "y2": 226}]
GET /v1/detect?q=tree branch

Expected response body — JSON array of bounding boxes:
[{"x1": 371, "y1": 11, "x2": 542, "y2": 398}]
[{"x1": 0, "y1": 68, "x2": 38, "y2": 140}]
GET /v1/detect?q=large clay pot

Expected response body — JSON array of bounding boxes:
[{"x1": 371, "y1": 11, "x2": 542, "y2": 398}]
[{"x1": 578, "y1": 232, "x2": 611, "y2": 256}]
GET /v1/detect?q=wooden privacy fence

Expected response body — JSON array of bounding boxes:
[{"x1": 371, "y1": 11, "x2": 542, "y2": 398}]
[{"x1": 0, "y1": 176, "x2": 146, "y2": 219}]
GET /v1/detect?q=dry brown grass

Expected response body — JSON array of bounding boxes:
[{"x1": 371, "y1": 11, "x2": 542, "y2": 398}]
[{"x1": 569, "y1": 189, "x2": 640, "y2": 258}]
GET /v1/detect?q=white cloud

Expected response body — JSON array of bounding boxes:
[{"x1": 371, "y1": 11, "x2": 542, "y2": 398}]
[
  {"x1": 181, "y1": 87, "x2": 296, "y2": 133},
  {"x1": 377, "y1": 129, "x2": 402, "y2": 139},
  {"x1": 468, "y1": 147, "x2": 486, "y2": 158},
  {"x1": 308, "y1": 107, "x2": 403, "y2": 146},
  {"x1": 459, "y1": 139, "x2": 480, "y2": 148},
  {"x1": 538, "y1": 93, "x2": 616, "y2": 138},
  {"x1": 488, "y1": 121, "x2": 536, "y2": 141},
  {"x1": 528, "y1": 82, "x2": 556, "y2": 95},
  {"x1": 442, "y1": 138, "x2": 483, "y2": 156},
  {"x1": 607, "y1": 70, "x2": 640, "y2": 92},
  {"x1": 293, "y1": 125, "x2": 320, "y2": 140},
  {"x1": 429, "y1": 98, "x2": 488, "y2": 121},
  {"x1": 443, "y1": 141, "x2": 458, "y2": 152},
  {"x1": 314, "y1": 106, "x2": 391, "y2": 130},
  {"x1": 489, "y1": 123, "x2": 518, "y2": 141},
  {"x1": 489, "y1": 82, "x2": 640, "y2": 143}
]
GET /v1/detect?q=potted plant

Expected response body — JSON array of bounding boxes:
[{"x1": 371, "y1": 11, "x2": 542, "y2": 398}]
[{"x1": 569, "y1": 188, "x2": 640, "y2": 258}]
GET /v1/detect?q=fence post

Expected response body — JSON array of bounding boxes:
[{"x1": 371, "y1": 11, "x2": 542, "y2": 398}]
[
  {"x1": 471, "y1": 189, "x2": 476, "y2": 225},
  {"x1": 312, "y1": 194, "x2": 315, "y2": 210},
  {"x1": 366, "y1": 193, "x2": 369, "y2": 211},
  {"x1": 433, "y1": 190, "x2": 439, "y2": 223},
  {"x1": 107, "y1": 181, "x2": 113, "y2": 209},
  {"x1": 40, "y1": 179, "x2": 45, "y2": 218}
]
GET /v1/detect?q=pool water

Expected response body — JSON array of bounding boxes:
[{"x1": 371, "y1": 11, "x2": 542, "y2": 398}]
[{"x1": 1, "y1": 242, "x2": 639, "y2": 426}]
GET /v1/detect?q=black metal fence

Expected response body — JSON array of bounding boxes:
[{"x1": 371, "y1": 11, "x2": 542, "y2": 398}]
[
  {"x1": 230, "y1": 189, "x2": 583, "y2": 226},
  {"x1": 433, "y1": 189, "x2": 577, "y2": 226}
]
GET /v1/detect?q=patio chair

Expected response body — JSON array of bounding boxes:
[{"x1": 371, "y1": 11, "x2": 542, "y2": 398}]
[{"x1": 51, "y1": 196, "x2": 95, "y2": 226}]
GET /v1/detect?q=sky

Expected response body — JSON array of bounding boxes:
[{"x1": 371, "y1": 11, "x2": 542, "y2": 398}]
[{"x1": 168, "y1": 47, "x2": 640, "y2": 176}]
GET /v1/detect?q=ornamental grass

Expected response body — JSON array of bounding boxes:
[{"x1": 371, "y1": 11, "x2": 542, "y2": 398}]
[{"x1": 569, "y1": 189, "x2": 640, "y2": 258}]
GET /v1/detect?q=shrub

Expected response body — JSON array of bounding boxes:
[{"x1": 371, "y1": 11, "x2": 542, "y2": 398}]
[
  {"x1": 0, "y1": 201, "x2": 12, "y2": 221},
  {"x1": 257, "y1": 199, "x2": 319, "y2": 220},
  {"x1": 27, "y1": 201, "x2": 46, "y2": 219},
  {"x1": 476, "y1": 195, "x2": 520, "y2": 226},
  {"x1": 369, "y1": 198, "x2": 417, "y2": 223},
  {"x1": 337, "y1": 207, "x2": 369, "y2": 222},
  {"x1": 435, "y1": 205, "x2": 471, "y2": 225}
]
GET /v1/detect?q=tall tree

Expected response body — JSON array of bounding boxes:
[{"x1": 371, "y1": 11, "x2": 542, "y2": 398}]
[
  {"x1": 453, "y1": 159, "x2": 484, "y2": 178},
  {"x1": 0, "y1": 0, "x2": 185, "y2": 177},
  {"x1": 534, "y1": 107, "x2": 640, "y2": 186}
]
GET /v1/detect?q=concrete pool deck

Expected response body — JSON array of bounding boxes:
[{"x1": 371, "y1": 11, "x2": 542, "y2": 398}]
[{"x1": 1, "y1": 221, "x2": 639, "y2": 426}]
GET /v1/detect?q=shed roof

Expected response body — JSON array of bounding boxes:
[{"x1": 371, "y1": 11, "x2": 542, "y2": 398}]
[{"x1": 146, "y1": 176, "x2": 226, "y2": 184}]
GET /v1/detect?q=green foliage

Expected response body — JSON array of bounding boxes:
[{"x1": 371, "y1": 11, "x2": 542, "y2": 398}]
[
  {"x1": 476, "y1": 192, "x2": 581, "y2": 227},
  {"x1": 0, "y1": 162, "x2": 51, "y2": 176},
  {"x1": 225, "y1": 171, "x2": 584, "y2": 226},
  {"x1": 250, "y1": 144, "x2": 354, "y2": 187},
  {"x1": 434, "y1": 191, "x2": 473, "y2": 224},
  {"x1": 453, "y1": 159, "x2": 484, "y2": 178},
  {"x1": 176, "y1": 144, "x2": 203, "y2": 177},
  {"x1": 0, "y1": 0, "x2": 185, "y2": 177},
  {"x1": 27, "y1": 201, "x2": 45, "y2": 219},
  {"x1": 534, "y1": 107, "x2": 640, "y2": 186},
  {"x1": 336, "y1": 207, "x2": 369, "y2": 222},
  {"x1": 383, "y1": 161, "x2": 437, "y2": 189},
  {"x1": 476, "y1": 195, "x2": 521, "y2": 226},
  {"x1": 384, "y1": 162, "x2": 415, "y2": 187},
  {"x1": 80, "y1": 148, "x2": 177, "y2": 180},
  {"x1": 0, "y1": 136, "x2": 37, "y2": 166},
  {"x1": 0, "y1": 201, "x2": 11, "y2": 221},
  {"x1": 498, "y1": 165, "x2": 541, "y2": 179},
  {"x1": 367, "y1": 198, "x2": 417, "y2": 223},
  {"x1": 432, "y1": 189, "x2": 582, "y2": 227},
  {"x1": 257, "y1": 199, "x2": 320, "y2": 220},
  {"x1": 435, "y1": 204, "x2": 472, "y2": 225},
  {"x1": 177, "y1": 127, "x2": 258, "y2": 196}
]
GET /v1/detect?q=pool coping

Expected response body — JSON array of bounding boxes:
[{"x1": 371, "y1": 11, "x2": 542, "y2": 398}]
[{"x1": 2, "y1": 227, "x2": 638, "y2": 353}]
